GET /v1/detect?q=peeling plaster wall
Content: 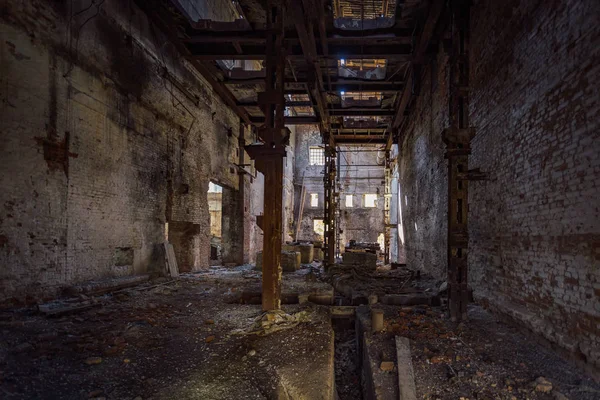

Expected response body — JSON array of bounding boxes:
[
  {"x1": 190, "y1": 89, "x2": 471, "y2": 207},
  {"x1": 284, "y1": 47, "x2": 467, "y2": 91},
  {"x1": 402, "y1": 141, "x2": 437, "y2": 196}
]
[
  {"x1": 0, "y1": 0, "x2": 258, "y2": 301},
  {"x1": 397, "y1": 0, "x2": 600, "y2": 369}
]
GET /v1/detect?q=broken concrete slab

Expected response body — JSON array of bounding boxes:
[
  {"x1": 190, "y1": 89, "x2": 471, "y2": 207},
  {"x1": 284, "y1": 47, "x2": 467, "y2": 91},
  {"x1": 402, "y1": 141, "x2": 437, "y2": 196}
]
[
  {"x1": 356, "y1": 306, "x2": 398, "y2": 400},
  {"x1": 342, "y1": 252, "x2": 377, "y2": 271},
  {"x1": 395, "y1": 336, "x2": 417, "y2": 400}
]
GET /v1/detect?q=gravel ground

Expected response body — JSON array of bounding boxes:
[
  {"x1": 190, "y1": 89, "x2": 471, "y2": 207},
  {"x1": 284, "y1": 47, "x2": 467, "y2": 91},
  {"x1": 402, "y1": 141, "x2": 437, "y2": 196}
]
[{"x1": 0, "y1": 269, "x2": 335, "y2": 400}]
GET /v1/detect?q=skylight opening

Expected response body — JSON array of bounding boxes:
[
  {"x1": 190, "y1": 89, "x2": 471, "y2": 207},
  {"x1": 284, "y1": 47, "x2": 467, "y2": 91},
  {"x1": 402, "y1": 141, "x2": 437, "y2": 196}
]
[
  {"x1": 338, "y1": 59, "x2": 387, "y2": 80},
  {"x1": 333, "y1": 0, "x2": 397, "y2": 30}
]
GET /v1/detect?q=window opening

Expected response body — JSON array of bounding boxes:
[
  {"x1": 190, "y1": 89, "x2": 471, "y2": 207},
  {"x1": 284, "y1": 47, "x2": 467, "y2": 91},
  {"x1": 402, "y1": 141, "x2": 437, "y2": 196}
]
[
  {"x1": 309, "y1": 146, "x2": 325, "y2": 165},
  {"x1": 345, "y1": 194, "x2": 353, "y2": 208},
  {"x1": 310, "y1": 193, "x2": 319, "y2": 208},
  {"x1": 364, "y1": 194, "x2": 378, "y2": 208}
]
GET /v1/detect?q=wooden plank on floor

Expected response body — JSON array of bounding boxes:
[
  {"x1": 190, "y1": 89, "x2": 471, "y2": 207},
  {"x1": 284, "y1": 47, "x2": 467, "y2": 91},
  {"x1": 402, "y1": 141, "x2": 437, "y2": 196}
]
[
  {"x1": 164, "y1": 242, "x2": 179, "y2": 278},
  {"x1": 395, "y1": 336, "x2": 417, "y2": 400}
]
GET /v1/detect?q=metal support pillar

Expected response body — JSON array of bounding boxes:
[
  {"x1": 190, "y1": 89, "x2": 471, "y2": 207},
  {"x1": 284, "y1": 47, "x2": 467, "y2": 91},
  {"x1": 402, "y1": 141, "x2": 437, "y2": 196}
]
[
  {"x1": 443, "y1": 0, "x2": 473, "y2": 322},
  {"x1": 245, "y1": 1, "x2": 287, "y2": 311},
  {"x1": 323, "y1": 134, "x2": 337, "y2": 269},
  {"x1": 383, "y1": 151, "x2": 392, "y2": 264}
]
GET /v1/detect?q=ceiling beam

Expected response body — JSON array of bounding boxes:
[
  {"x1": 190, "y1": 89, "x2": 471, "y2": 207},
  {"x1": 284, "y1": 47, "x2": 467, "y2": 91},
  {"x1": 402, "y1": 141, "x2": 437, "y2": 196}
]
[
  {"x1": 286, "y1": 0, "x2": 330, "y2": 132},
  {"x1": 250, "y1": 116, "x2": 319, "y2": 124},
  {"x1": 224, "y1": 79, "x2": 404, "y2": 92},
  {"x1": 333, "y1": 137, "x2": 387, "y2": 144},
  {"x1": 185, "y1": 43, "x2": 412, "y2": 60},
  {"x1": 329, "y1": 109, "x2": 394, "y2": 116}
]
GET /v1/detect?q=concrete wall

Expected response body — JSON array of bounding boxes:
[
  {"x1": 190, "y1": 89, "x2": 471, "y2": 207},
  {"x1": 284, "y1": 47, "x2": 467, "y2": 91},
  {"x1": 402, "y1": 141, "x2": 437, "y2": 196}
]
[
  {"x1": 397, "y1": 0, "x2": 600, "y2": 369},
  {"x1": 293, "y1": 126, "x2": 385, "y2": 252},
  {"x1": 338, "y1": 146, "x2": 386, "y2": 251},
  {"x1": 294, "y1": 126, "x2": 324, "y2": 242},
  {"x1": 0, "y1": 0, "x2": 259, "y2": 301}
]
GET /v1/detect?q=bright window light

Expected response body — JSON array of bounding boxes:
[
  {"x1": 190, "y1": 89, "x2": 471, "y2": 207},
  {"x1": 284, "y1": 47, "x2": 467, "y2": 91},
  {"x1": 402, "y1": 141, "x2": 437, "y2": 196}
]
[
  {"x1": 309, "y1": 146, "x2": 325, "y2": 165},
  {"x1": 313, "y1": 219, "x2": 324, "y2": 236},
  {"x1": 310, "y1": 193, "x2": 319, "y2": 208},
  {"x1": 208, "y1": 182, "x2": 223, "y2": 193},
  {"x1": 364, "y1": 194, "x2": 377, "y2": 208},
  {"x1": 345, "y1": 194, "x2": 353, "y2": 208},
  {"x1": 340, "y1": 59, "x2": 345, "y2": 65}
]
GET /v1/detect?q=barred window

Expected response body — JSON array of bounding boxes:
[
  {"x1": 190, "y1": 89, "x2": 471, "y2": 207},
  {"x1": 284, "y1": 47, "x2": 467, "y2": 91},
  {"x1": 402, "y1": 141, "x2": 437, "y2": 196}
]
[{"x1": 309, "y1": 146, "x2": 325, "y2": 165}]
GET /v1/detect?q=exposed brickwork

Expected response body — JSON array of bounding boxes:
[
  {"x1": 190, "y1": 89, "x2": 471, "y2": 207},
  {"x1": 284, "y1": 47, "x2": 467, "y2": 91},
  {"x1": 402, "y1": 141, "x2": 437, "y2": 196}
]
[
  {"x1": 468, "y1": 0, "x2": 600, "y2": 369},
  {"x1": 397, "y1": 42, "x2": 450, "y2": 280},
  {"x1": 0, "y1": 0, "x2": 255, "y2": 301},
  {"x1": 397, "y1": 0, "x2": 599, "y2": 369}
]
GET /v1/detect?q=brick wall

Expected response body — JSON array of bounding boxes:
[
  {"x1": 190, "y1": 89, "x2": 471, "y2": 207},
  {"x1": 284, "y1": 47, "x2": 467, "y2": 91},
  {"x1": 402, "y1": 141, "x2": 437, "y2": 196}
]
[
  {"x1": 0, "y1": 0, "x2": 256, "y2": 302},
  {"x1": 469, "y1": 0, "x2": 600, "y2": 369},
  {"x1": 397, "y1": 41, "x2": 449, "y2": 280},
  {"x1": 397, "y1": 0, "x2": 600, "y2": 369}
]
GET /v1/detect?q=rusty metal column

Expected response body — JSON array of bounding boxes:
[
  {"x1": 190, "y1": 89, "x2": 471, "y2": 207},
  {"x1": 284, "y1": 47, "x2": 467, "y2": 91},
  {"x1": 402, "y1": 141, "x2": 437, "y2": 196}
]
[
  {"x1": 443, "y1": 0, "x2": 474, "y2": 322},
  {"x1": 323, "y1": 134, "x2": 336, "y2": 269},
  {"x1": 383, "y1": 151, "x2": 392, "y2": 264},
  {"x1": 245, "y1": 1, "x2": 287, "y2": 311}
]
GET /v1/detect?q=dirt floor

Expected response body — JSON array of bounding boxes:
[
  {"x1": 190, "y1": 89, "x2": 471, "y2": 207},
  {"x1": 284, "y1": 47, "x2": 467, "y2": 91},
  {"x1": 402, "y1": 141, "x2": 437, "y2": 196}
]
[
  {"x1": 0, "y1": 263, "x2": 597, "y2": 400},
  {"x1": 380, "y1": 303, "x2": 600, "y2": 400},
  {"x1": 0, "y1": 266, "x2": 335, "y2": 400}
]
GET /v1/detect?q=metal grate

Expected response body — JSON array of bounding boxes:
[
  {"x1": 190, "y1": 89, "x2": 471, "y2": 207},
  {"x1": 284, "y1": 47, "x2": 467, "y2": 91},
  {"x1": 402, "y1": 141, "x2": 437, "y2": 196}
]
[{"x1": 309, "y1": 146, "x2": 325, "y2": 165}]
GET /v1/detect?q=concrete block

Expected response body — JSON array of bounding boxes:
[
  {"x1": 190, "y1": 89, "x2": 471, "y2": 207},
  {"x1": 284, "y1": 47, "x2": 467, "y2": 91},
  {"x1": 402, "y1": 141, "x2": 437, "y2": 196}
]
[
  {"x1": 298, "y1": 244, "x2": 314, "y2": 264},
  {"x1": 342, "y1": 251, "x2": 377, "y2": 270},
  {"x1": 314, "y1": 248, "x2": 324, "y2": 261},
  {"x1": 281, "y1": 251, "x2": 301, "y2": 272}
]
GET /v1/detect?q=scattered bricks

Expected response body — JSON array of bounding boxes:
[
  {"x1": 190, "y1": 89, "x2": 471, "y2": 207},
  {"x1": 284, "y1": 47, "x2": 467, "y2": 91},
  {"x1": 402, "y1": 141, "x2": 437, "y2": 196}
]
[
  {"x1": 534, "y1": 377, "x2": 553, "y2": 393},
  {"x1": 380, "y1": 361, "x2": 395, "y2": 372},
  {"x1": 281, "y1": 251, "x2": 301, "y2": 272},
  {"x1": 342, "y1": 251, "x2": 377, "y2": 271}
]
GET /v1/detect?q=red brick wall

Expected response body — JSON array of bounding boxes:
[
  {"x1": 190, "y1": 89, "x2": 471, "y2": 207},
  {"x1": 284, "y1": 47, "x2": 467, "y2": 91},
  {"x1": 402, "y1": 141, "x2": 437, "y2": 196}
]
[{"x1": 398, "y1": 0, "x2": 600, "y2": 368}]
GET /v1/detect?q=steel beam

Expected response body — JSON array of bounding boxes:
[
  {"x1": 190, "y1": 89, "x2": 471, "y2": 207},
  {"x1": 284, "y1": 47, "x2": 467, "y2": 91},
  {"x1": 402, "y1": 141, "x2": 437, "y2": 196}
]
[
  {"x1": 444, "y1": 0, "x2": 473, "y2": 322},
  {"x1": 244, "y1": 1, "x2": 287, "y2": 311}
]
